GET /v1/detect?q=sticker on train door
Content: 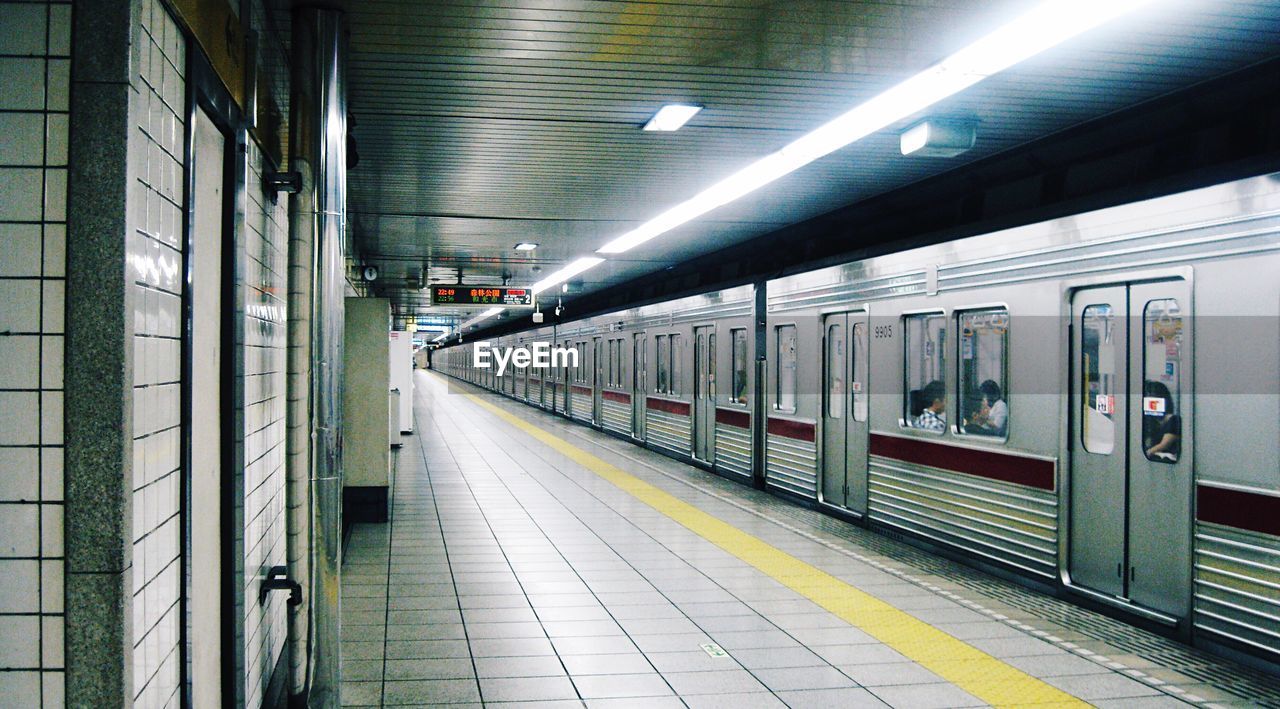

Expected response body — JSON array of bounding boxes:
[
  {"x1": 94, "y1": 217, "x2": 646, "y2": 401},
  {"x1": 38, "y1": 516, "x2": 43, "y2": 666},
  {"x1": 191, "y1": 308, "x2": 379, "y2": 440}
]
[
  {"x1": 1096, "y1": 395, "x2": 1113, "y2": 415},
  {"x1": 1143, "y1": 396, "x2": 1166, "y2": 416}
]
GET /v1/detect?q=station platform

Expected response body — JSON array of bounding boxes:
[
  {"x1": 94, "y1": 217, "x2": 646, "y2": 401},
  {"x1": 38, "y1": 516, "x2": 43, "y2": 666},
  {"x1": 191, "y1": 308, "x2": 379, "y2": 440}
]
[{"x1": 338, "y1": 371, "x2": 1280, "y2": 708}]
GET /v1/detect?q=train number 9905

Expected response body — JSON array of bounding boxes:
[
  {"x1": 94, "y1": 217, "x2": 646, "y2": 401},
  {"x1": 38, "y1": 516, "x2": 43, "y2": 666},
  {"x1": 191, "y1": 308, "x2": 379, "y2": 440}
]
[{"x1": 873, "y1": 325, "x2": 894, "y2": 339}]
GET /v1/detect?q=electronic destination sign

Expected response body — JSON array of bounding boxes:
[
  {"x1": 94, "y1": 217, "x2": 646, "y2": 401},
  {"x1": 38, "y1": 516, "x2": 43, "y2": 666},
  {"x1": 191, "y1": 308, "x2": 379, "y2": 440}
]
[{"x1": 431, "y1": 286, "x2": 533, "y2": 307}]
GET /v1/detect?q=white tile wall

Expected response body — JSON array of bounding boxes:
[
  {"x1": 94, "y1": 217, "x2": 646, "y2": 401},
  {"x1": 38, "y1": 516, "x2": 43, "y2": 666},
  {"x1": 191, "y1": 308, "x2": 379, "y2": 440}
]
[
  {"x1": 239, "y1": 140, "x2": 290, "y2": 708},
  {"x1": 0, "y1": 1, "x2": 69, "y2": 704},
  {"x1": 128, "y1": 1, "x2": 185, "y2": 707}
]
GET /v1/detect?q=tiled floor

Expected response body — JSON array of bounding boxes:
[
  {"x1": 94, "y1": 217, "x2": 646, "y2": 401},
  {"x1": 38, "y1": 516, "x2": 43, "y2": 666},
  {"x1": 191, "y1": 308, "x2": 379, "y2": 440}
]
[{"x1": 338, "y1": 372, "x2": 1279, "y2": 707}]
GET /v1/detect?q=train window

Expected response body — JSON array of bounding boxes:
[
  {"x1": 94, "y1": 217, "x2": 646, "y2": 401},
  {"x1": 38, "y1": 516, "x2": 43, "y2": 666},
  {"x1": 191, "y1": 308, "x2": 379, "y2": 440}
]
[
  {"x1": 827, "y1": 322, "x2": 844, "y2": 419},
  {"x1": 903, "y1": 313, "x2": 947, "y2": 433},
  {"x1": 852, "y1": 321, "x2": 868, "y2": 422},
  {"x1": 957, "y1": 309, "x2": 1009, "y2": 439},
  {"x1": 1081, "y1": 304, "x2": 1116, "y2": 454},
  {"x1": 606, "y1": 339, "x2": 614, "y2": 387},
  {"x1": 1142, "y1": 299, "x2": 1182, "y2": 464},
  {"x1": 636, "y1": 335, "x2": 647, "y2": 393},
  {"x1": 730, "y1": 329, "x2": 747, "y2": 405},
  {"x1": 670, "y1": 334, "x2": 683, "y2": 396},
  {"x1": 776, "y1": 325, "x2": 797, "y2": 412},
  {"x1": 616, "y1": 339, "x2": 623, "y2": 387},
  {"x1": 656, "y1": 335, "x2": 669, "y2": 393},
  {"x1": 708, "y1": 333, "x2": 716, "y2": 400},
  {"x1": 616, "y1": 339, "x2": 624, "y2": 387}
]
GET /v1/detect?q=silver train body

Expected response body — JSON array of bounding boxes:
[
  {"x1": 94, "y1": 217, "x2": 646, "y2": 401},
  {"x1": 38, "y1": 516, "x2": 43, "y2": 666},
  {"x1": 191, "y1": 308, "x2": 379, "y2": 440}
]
[{"x1": 438, "y1": 173, "x2": 1280, "y2": 666}]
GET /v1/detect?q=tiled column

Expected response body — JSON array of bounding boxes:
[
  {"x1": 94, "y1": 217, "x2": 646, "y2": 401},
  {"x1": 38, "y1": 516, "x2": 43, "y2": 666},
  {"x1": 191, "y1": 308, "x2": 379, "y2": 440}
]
[{"x1": 0, "y1": 2, "x2": 71, "y2": 705}]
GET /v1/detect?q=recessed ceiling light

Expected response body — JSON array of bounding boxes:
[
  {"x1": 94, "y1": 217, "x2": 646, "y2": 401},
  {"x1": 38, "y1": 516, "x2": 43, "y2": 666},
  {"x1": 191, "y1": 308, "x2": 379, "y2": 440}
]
[
  {"x1": 514, "y1": 242, "x2": 539, "y2": 251},
  {"x1": 643, "y1": 104, "x2": 702, "y2": 132}
]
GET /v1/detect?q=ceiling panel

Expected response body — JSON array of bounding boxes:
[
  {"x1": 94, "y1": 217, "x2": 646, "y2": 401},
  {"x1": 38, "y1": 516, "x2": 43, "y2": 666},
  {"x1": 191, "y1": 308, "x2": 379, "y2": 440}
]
[{"x1": 333, "y1": 0, "x2": 1280, "y2": 329}]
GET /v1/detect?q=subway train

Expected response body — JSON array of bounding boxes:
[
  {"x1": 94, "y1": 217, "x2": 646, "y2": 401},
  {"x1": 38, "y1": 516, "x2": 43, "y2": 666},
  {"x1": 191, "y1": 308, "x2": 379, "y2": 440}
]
[{"x1": 436, "y1": 172, "x2": 1280, "y2": 667}]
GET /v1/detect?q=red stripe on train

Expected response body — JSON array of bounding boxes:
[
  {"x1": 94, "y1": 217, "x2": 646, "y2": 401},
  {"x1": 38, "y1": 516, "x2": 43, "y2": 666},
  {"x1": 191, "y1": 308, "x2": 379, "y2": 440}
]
[
  {"x1": 1197, "y1": 485, "x2": 1280, "y2": 537},
  {"x1": 602, "y1": 390, "x2": 631, "y2": 404},
  {"x1": 570, "y1": 384, "x2": 592, "y2": 395},
  {"x1": 869, "y1": 433, "x2": 1055, "y2": 491},
  {"x1": 646, "y1": 397, "x2": 691, "y2": 416},
  {"x1": 767, "y1": 417, "x2": 816, "y2": 442},
  {"x1": 716, "y1": 407, "x2": 750, "y2": 429}
]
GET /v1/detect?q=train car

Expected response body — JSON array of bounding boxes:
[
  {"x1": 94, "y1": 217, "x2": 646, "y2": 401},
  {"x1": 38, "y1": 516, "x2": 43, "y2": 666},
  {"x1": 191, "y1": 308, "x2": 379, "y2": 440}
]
[
  {"x1": 436, "y1": 172, "x2": 1280, "y2": 665},
  {"x1": 591, "y1": 285, "x2": 756, "y2": 475}
]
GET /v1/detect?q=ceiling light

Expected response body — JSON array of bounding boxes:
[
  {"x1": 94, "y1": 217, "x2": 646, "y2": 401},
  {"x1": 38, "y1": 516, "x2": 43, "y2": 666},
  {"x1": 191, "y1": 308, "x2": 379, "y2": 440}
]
[
  {"x1": 900, "y1": 119, "x2": 976, "y2": 157},
  {"x1": 597, "y1": 0, "x2": 1155, "y2": 255},
  {"x1": 432, "y1": 332, "x2": 449, "y2": 342},
  {"x1": 643, "y1": 104, "x2": 702, "y2": 132},
  {"x1": 531, "y1": 257, "x2": 604, "y2": 295},
  {"x1": 458, "y1": 307, "x2": 504, "y2": 331},
  {"x1": 514, "y1": 242, "x2": 539, "y2": 251}
]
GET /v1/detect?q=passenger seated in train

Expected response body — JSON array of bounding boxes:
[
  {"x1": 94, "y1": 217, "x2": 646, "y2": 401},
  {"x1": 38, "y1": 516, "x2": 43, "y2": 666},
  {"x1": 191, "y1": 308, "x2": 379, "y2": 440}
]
[
  {"x1": 1142, "y1": 380, "x2": 1181, "y2": 463},
  {"x1": 912, "y1": 380, "x2": 947, "y2": 432},
  {"x1": 964, "y1": 380, "x2": 1008, "y2": 437}
]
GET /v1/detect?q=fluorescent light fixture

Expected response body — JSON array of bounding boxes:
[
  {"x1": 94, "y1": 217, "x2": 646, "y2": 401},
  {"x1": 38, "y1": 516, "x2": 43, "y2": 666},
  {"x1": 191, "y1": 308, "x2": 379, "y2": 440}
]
[
  {"x1": 643, "y1": 104, "x2": 702, "y2": 132},
  {"x1": 597, "y1": 0, "x2": 1155, "y2": 254},
  {"x1": 432, "y1": 332, "x2": 449, "y2": 342},
  {"x1": 531, "y1": 257, "x2": 604, "y2": 295},
  {"x1": 514, "y1": 242, "x2": 539, "y2": 251},
  {"x1": 459, "y1": 306, "x2": 504, "y2": 330},
  {"x1": 900, "y1": 119, "x2": 976, "y2": 157}
]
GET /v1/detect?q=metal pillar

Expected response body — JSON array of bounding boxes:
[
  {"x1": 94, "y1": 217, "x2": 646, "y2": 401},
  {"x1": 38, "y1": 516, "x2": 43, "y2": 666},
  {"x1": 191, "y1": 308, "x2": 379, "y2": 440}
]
[{"x1": 287, "y1": 8, "x2": 347, "y2": 707}]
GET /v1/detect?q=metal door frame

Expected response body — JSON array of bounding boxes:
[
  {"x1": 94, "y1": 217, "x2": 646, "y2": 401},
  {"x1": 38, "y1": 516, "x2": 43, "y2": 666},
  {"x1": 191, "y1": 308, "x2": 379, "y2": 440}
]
[
  {"x1": 817, "y1": 308, "x2": 869, "y2": 515},
  {"x1": 1059, "y1": 267, "x2": 1194, "y2": 627},
  {"x1": 693, "y1": 325, "x2": 716, "y2": 462},
  {"x1": 632, "y1": 332, "x2": 646, "y2": 439},
  {"x1": 593, "y1": 336, "x2": 603, "y2": 424}
]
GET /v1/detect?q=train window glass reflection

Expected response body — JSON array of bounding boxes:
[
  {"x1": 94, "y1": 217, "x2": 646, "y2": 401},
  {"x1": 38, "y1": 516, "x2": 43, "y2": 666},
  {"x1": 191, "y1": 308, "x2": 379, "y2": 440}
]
[
  {"x1": 1081, "y1": 304, "x2": 1116, "y2": 454},
  {"x1": 776, "y1": 325, "x2": 797, "y2": 412},
  {"x1": 1142, "y1": 299, "x2": 1182, "y2": 464},
  {"x1": 852, "y1": 321, "x2": 868, "y2": 422},
  {"x1": 670, "y1": 334, "x2": 683, "y2": 396},
  {"x1": 609, "y1": 339, "x2": 618, "y2": 387},
  {"x1": 656, "y1": 335, "x2": 669, "y2": 393},
  {"x1": 827, "y1": 323, "x2": 844, "y2": 419},
  {"x1": 903, "y1": 313, "x2": 946, "y2": 432},
  {"x1": 958, "y1": 309, "x2": 1009, "y2": 439},
  {"x1": 637, "y1": 335, "x2": 647, "y2": 393},
  {"x1": 730, "y1": 328, "x2": 747, "y2": 405},
  {"x1": 708, "y1": 333, "x2": 716, "y2": 399}
]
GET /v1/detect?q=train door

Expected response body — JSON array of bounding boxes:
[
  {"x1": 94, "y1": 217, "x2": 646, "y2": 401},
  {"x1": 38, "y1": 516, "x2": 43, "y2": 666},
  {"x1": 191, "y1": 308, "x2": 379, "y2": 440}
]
[
  {"x1": 593, "y1": 337, "x2": 603, "y2": 424},
  {"x1": 693, "y1": 326, "x2": 716, "y2": 462},
  {"x1": 821, "y1": 311, "x2": 870, "y2": 513},
  {"x1": 632, "y1": 333, "x2": 646, "y2": 438},
  {"x1": 1069, "y1": 280, "x2": 1191, "y2": 618}
]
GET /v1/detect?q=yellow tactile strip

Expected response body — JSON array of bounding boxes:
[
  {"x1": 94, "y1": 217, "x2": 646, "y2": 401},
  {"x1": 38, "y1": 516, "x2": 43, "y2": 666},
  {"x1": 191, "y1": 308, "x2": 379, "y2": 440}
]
[{"x1": 463, "y1": 392, "x2": 1090, "y2": 708}]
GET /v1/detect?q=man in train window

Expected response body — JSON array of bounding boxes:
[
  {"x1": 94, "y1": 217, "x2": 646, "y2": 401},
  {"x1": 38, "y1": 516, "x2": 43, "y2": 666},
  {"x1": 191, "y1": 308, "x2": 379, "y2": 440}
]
[{"x1": 914, "y1": 380, "x2": 946, "y2": 432}]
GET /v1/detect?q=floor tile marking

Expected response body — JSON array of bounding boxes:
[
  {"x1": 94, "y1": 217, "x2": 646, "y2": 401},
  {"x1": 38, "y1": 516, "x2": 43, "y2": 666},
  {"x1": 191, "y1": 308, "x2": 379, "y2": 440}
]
[{"x1": 464, "y1": 392, "x2": 1088, "y2": 708}]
